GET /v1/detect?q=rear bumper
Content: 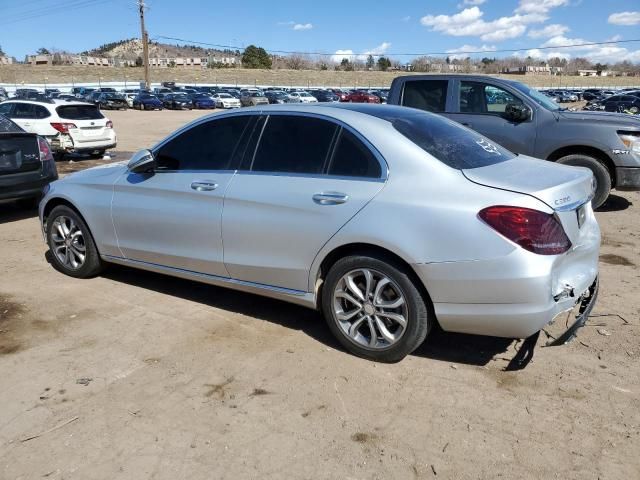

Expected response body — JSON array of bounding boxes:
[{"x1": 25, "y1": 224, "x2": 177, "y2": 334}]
[
  {"x1": 414, "y1": 239, "x2": 600, "y2": 339},
  {"x1": 73, "y1": 142, "x2": 117, "y2": 153},
  {"x1": 0, "y1": 174, "x2": 57, "y2": 201},
  {"x1": 615, "y1": 167, "x2": 640, "y2": 191}
]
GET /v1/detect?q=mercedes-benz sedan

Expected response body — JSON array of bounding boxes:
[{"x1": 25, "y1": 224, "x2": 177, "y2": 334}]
[{"x1": 39, "y1": 104, "x2": 600, "y2": 362}]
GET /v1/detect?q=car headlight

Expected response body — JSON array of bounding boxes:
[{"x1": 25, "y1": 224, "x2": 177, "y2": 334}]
[{"x1": 618, "y1": 132, "x2": 640, "y2": 153}]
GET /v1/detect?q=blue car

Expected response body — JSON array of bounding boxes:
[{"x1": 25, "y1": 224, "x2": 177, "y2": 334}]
[
  {"x1": 132, "y1": 93, "x2": 164, "y2": 111},
  {"x1": 189, "y1": 93, "x2": 216, "y2": 109}
]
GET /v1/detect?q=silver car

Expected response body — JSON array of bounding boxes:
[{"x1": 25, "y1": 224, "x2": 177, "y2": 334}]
[{"x1": 39, "y1": 104, "x2": 600, "y2": 362}]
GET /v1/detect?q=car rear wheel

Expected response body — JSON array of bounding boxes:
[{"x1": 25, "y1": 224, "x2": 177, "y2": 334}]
[
  {"x1": 556, "y1": 154, "x2": 611, "y2": 209},
  {"x1": 322, "y1": 255, "x2": 430, "y2": 362},
  {"x1": 46, "y1": 205, "x2": 104, "y2": 278}
]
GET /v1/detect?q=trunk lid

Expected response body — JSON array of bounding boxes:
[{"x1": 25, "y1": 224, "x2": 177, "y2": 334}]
[
  {"x1": 55, "y1": 104, "x2": 111, "y2": 144},
  {"x1": 462, "y1": 155, "x2": 594, "y2": 212},
  {"x1": 0, "y1": 132, "x2": 41, "y2": 176}
]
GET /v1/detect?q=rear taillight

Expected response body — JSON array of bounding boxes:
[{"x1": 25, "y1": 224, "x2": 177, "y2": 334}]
[
  {"x1": 106, "y1": 120, "x2": 113, "y2": 129},
  {"x1": 38, "y1": 136, "x2": 54, "y2": 162},
  {"x1": 50, "y1": 122, "x2": 77, "y2": 133},
  {"x1": 479, "y1": 206, "x2": 571, "y2": 255}
]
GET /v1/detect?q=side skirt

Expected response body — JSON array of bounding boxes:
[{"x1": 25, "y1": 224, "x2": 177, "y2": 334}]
[{"x1": 102, "y1": 255, "x2": 318, "y2": 309}]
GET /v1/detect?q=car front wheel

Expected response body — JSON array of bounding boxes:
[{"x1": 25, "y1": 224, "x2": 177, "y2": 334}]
[
  {"x1": 321, "y1": 255, "x2": 430, "y2": 362},
  {"x1": 46, "y1": 205, "x2": 104, "y2": 278}
]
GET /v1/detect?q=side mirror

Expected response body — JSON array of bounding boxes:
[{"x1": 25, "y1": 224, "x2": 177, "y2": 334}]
[
  {"x1": 127, "y1": 149, "x2": 156, "y2": 174},
  {"x1": 505, "y1": 103, "x2": 532, "y2": 122}
]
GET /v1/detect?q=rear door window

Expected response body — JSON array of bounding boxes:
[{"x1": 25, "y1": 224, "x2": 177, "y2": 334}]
[
  {"x1": 12, "y1": 103, "x2": 37, "y2": 119},
  {"x1": 251, "y1": 115, "x2": 337, "y2": 174},
  {"x1": 56, "y1": 105, "x2": 104, "y2": 120},
  {"x1": 401, "y1": 80, "x2": 448, "y2": 113},
  {"x1": 0, "y1": 103, "x2": 14, "y2": 116},
  {"x1": 155, "y1": 115, "x2": 252, "y2": 171},
  {"x1": 328, "y1": 129, "x2": 381, "y2": 178}
]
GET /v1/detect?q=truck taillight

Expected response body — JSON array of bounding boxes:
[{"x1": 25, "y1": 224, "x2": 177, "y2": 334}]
[
  {"x1": 38, "y1": 136, "x2": 54, "y2": 162},
  {"x1": 479, "y1": 206, "x2": 571, "y2": 255},
  {"x1": 106, "y1": 120, "x2": 113, "y2": 129},
  {"x1": 50, "y1": 122, "x2": 77, "y2": 133}
]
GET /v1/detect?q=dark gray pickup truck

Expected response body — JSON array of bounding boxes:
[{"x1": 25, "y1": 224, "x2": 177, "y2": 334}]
[{"x1": 388, "y1": 75, "x2": 640, "y2": 208}]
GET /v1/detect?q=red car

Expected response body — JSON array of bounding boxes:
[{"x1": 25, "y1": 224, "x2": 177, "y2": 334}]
[
  {"x1": 344, "y1": 90, "x2": 381, "y2": 103},
  {"x1": 326, "y1": 89, "x2": 350, "y2": 102}
]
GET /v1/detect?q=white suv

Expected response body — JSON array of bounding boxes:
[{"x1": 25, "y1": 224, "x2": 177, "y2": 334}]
[
  {"x1": 287, "y1": 91, "x2": 319, "y2": 103},
  {"x1": 0, "y1": 99, "x2": 117, "y2": 158}
]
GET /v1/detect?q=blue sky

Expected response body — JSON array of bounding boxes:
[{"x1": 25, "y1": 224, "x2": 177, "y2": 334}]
[{"x1": 1, "y1": 0, "x2": 639, "y2": 63}]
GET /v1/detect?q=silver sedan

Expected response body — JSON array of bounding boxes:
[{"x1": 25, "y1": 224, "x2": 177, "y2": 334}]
[{"x1": 39, "y1": 104, "x2": 600, "y2": 362}]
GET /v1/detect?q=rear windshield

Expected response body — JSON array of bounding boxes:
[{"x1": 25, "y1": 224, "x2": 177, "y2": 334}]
[
  {"x1": 391, "y1": 111, "x2": 514, "y2": 169},
  {"x1": 56, "y1": 105, "x2": 104, "y2": 120},
  {"x1": 0, "y1": 114, "x2": 23, "y2": 133},
  {"x1": 0, "y1": 135, "x2": 40, "y2": 174}
]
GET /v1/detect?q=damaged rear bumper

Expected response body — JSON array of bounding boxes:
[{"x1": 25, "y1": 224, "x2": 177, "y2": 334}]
[{"x1": 545, "y1": 277, "x2": 599, "y2": 346}]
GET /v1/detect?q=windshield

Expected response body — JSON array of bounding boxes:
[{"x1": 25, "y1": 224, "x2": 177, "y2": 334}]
[
  {"x1": 218, "y1": 94, "x2": 232, "y2": 98},
  {"x1": 512, "y1": 82, "x2": 560, "y2": 111},
  {"x1": 56, "y1": 105, "x2": 104, "y2": 120},
  {"x1": 105, "y1": 93, "x2": 123, "y2": 99}
]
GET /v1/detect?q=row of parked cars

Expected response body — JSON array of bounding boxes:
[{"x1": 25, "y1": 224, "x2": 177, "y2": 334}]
[{"x1": 539, "y1": 87, "x2": 640, "y2": 113}]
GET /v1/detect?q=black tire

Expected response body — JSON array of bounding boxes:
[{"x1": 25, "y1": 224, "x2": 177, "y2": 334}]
[
  {"x1": 46, "y1": 205, "x2": 104, "y2": 278},
  {"x1": 89, "y1": 150, "x2": 105, "y2": 159},
  {"x1": 556, "y1": 154, "x2": 611, "y2": 209},
  {"x1": 321, "y1": 254, "x2": 430, "y2": 363}
]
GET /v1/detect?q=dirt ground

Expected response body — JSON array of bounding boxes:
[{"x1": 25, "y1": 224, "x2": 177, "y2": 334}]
[{"x1": 0, "y1": 109, "x2": 639, "y2": 480}]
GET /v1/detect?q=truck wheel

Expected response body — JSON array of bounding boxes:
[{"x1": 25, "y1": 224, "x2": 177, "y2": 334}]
[{"x1": 556, "y1": 154, "x2": 611, "y2": 209}]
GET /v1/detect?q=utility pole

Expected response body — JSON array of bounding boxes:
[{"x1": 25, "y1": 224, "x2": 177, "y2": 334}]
[{"x1": 138, "y1": 0, "x2": 150, "y2": 90}]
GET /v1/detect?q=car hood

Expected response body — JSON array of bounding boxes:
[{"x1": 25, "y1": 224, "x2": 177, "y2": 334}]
[
  {"x1": 557, "y1": 109, "x2": 640, "y2": 130},
  {"x1": 463, "y1": 155, "x2": 594, "y2": 211},
  {"x1": 62, "y1": 161, "x2": 128, "y2": 182}
]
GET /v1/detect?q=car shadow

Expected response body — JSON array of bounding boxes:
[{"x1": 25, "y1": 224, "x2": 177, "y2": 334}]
[
  {"x1": 596, "y1": 194, "x2": 632, "y2": 212},
  {"x1": 0, "y1": 200, "x2": 38, "y2": 224},
  {"x1": 98, "y1": 264, "x2": 536, "y2": 369}
]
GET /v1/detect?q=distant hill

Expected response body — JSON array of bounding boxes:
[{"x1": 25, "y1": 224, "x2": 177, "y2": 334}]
[{"x1": 81, "y1": 38, "x2": 240, "y2": 60}]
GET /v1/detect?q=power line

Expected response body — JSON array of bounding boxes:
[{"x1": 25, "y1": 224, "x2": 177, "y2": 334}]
[{"x1": 154, "y1": 35, "x2": 640, "y2": 58}]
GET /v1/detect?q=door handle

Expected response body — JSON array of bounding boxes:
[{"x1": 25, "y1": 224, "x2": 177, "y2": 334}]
[
  {"x1": 461, "y1": 122, "x2": 472, "y2": 128},
  {"x1": 313, "y1": 192, "x2": 349, "y2": 205},
  {"x1": 191, "y1": 181, "x2": 219, "y2": 192}
]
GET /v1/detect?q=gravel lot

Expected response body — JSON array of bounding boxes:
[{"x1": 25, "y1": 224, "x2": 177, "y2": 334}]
[{"x1": 1, "y1": 109, "x2": 639, "y2": 480}]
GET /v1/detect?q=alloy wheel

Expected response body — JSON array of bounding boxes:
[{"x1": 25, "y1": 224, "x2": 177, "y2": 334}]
[
  {"x1": 50, "y1": 215, "x2": 86, "y2": 270},
  {"x1": 332, "y1": 269, "x2": 408, "y2": 349}
]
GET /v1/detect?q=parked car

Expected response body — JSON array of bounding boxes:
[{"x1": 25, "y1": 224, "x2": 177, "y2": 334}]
[
  {"x1": 85, "y1": 91, "x2": 102, "y2": 104},
  {"x1": 162, "y1": 93, "x2": 193, "y2": 110},
  {"x1": 601, "y1": 95, "x2": 640, "y2": 114},
  {"x1": 0, "y1": 113, "x2": 58, "y2": 207},
  {"x1": 132, "y1": 93, "x2": 163, "y2": 111},
  {"x1": 309, "y1": 90, "x2": 340, "y2": 103},
  {"x1": 211, "y1": 93, "x2": 241, "y2": 109},
  {"x1": 189, "y1": 93, "x2": 216, "y2": 109},
  {"x1": 388, "y1": 74, "x2": 640, "y2": 208},
  {"x1": 240, "y1": 91, "x2": 269, "y2": 107},
  {"x1": 57, "y1": 94, "x2": 77, "y2": 102},
  {"x1": 39, "y1": 104, "x2": 600, "y2": 362},
  {"x1": 287, "y1": 91, "x2": 319, "y2": 104},
  {"x1": 124, "y1": 93, "x2": 137, "y2": 108},
  {"x1": 0, "y1": 87, "x2": 8, "y2": 102},
  {"x1": 95, "y1": 93, "x2": 128, "y2": 110},
  {"x1": 14, "y1": 88, "x2": 40, "y2": 99},
  {"x1": 44, "y1": 88, "x2": 61, "y2": 98},
  {"x1": 222, "y1": 89, "x2": 242, "y2": 99},
  {"x1": 0, "y1": 99, "x2": 116, "y2": 159},
  {"x1": 265, "y1": 91, "x2": 296, "y2": 104},
  {"x1": 72, "y1": 87, "x2": 95, "y2": 99},
  {"x1": 582, "y1": 89, "x2": 603, "y2": 101},
  {"x1": 368, "y1": 90, "x2": 389, "y2": 103},
  {"x1": 345, "y1": 90, "x2": 381, "y2": 103}
]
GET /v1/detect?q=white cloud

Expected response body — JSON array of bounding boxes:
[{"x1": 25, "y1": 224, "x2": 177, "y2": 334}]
[
  {"x1": 331, "y1": 49, "x2": 354, "y2": 63},
  {"x1": 420, "y1": 7, "x2": 547, "y2": 42},
  {"x1": 446, "y1": 44, "x2": 496, "y2": 59},
  {"x1": 528, "y1": 24, "x2": 569, "y2": 38},
  {"x1": 292, "y1": 23, "x2": 313, "y2": 31},
  {"x1": 331, "y1": 42, "x2": 392, "y2": 63},
  {"x1": 458, "y1": 0, "x2": 486, "y2": 6},
  {"x1": 608, "y1": 11, "x2": 640, "y2": 26},
  {"x1": 515, "y1": 0, "x2": 569, "y2": 14},
  {"x1": 524, "y1": 35, "x2": 640, "y2": 63},
  {"x1": 277, "y1": 21, "x2": 295, "y2": 26}
]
